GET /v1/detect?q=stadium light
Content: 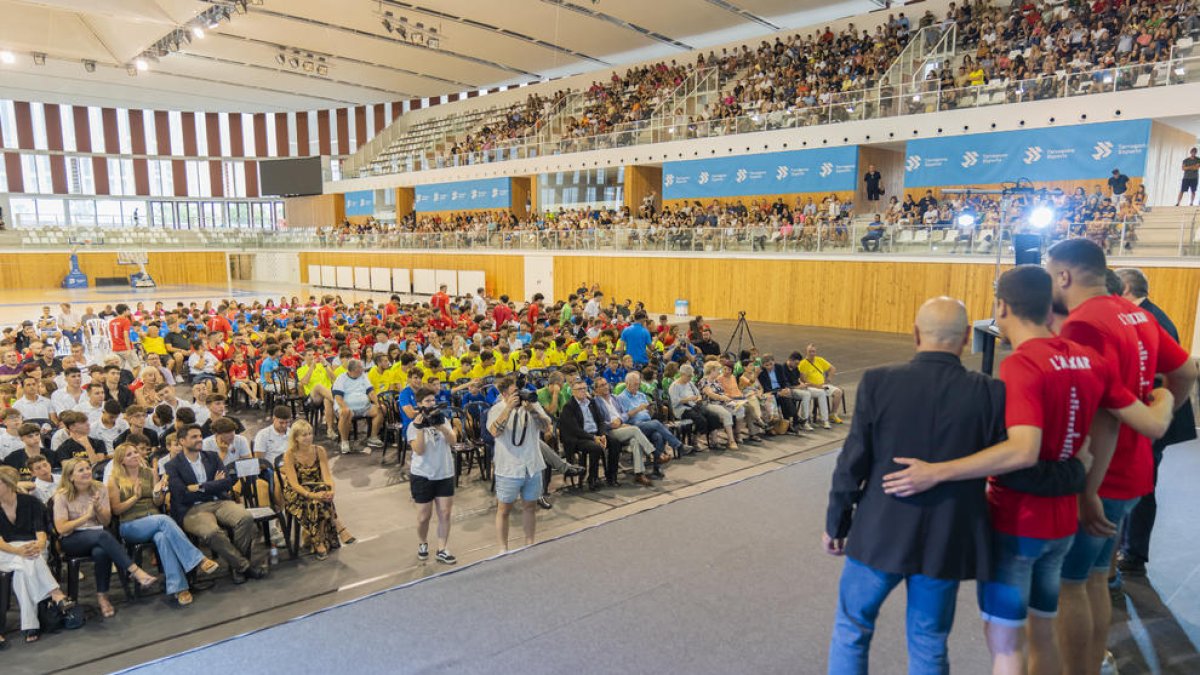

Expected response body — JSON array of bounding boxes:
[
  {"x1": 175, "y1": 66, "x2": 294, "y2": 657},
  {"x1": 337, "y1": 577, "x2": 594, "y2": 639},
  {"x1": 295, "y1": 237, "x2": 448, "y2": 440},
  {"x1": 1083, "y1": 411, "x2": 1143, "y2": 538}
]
[
  {"x1": 956, "y1": 211, "x2": 976, "y2": 227},
  {"x1": 134, "y1": 58, "x2": 149, "y2": 72},
  {"x1": 0, "y1": 51, "x2": 15, "y2": 65},
  {"x1": 192, "y1": 26, "x2": 205, "y2": 39},
  {"x1": 1029, "y1": 206, "x2": 1054, "y2": 229}
]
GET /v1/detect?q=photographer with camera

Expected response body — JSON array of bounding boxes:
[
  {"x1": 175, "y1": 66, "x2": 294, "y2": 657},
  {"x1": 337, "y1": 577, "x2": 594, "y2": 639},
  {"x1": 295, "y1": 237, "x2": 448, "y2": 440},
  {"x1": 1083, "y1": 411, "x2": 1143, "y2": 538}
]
[
  {"x1": 487, "y1": 376, "x2": 553, "y2": 552},
  {"x1": 407, "y1": 387, "x2": 458, "y2": 565}
]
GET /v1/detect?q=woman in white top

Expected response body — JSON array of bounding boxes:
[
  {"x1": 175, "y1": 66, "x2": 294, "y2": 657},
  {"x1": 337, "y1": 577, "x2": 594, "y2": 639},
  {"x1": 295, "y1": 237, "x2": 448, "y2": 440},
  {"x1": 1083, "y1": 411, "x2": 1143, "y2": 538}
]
[{"x1": 406, "y1": 386, "x2": 458, "y2": 565}]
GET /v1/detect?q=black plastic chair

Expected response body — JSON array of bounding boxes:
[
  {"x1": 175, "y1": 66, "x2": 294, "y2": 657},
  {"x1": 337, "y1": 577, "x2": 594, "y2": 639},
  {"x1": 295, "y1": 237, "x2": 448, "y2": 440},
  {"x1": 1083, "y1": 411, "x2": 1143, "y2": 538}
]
[
  {"x1": 449, "y1": 405, "x2": 483, "y2": 486},
  {"x1": 462, "y1": 401, "x2": 492, "y2": 481},
  {"x1": 0, "y1": 570, "x2": 12, "y2": 631},
  {"x1": 235, "y1": 459, "x2": 296, "y2": 559},
  {"x1": 273, "y1": 454, "x2": 302, "y2": 558},
  {"x1": 377, "y1": 391, "x2": 409, "y2": 468},
  {"x1": 46, "y1": 498, "x2": 133, "y2": 603}
]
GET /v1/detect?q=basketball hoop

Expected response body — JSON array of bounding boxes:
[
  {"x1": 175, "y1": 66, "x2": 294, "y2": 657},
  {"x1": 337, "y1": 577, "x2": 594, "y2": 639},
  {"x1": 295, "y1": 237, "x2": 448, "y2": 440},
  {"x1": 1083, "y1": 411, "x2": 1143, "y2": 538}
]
[{"x1": 117, "y1": 250, "x2": 156, "y2": 288}]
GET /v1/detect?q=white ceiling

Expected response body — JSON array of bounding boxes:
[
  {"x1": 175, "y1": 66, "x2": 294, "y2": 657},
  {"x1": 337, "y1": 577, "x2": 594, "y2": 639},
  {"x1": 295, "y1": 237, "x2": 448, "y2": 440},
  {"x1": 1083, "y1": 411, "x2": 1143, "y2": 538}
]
[{"x1": 0, "y1": 0, "x2": 878, "y2": 112}]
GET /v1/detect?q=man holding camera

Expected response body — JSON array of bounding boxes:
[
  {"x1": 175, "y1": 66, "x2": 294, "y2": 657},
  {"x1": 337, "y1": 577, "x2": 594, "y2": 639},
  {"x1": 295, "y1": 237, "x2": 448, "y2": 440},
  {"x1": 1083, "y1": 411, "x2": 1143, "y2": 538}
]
[
  {"x1": 487, "y1": 376, "x2": 552, "y2": 552},
  {"x1": 408, "y1": 386, "x2": 458, "y2": 565}
]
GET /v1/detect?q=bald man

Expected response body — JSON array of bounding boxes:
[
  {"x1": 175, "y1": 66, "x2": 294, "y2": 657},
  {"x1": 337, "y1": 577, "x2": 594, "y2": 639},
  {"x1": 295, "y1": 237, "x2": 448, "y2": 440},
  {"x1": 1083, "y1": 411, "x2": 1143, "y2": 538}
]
[{"x1": 824, "y1": 297, "x2": 1009, "y2": 673}]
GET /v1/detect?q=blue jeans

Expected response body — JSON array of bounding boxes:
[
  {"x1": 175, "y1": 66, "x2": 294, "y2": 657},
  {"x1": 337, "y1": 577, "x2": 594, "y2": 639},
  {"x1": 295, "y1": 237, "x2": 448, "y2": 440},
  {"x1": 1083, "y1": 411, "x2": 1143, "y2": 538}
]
[
  {"x1": 1061, "y1": 496, "x2": 1140, "y2": 582},
  {"x1": 978, "y1": 532, "x2": 1073, "y2": 627},
  {"x1": 633, "y1": 419, "x2": 681, "y2": 456},
  {"x1": 120, "y1": 514, "x2": 206, "y2": 594},
  {"x1": 829, "y1": 557, "x2": 960, "y2": 675},
  {"x1": 61, "y1": 529, "x2": 134, "y2": 594}
]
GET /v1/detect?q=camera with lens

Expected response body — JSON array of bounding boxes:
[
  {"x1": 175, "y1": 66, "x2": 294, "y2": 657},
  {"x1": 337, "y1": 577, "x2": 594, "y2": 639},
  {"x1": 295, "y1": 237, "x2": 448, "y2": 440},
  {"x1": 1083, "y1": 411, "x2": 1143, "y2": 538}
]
[
  {"x1": 414, "y1": 403, "x2": 448, "y2": 428},
  {"x1": 518, "y1": 389, "x2": 539, "y2": 404}
]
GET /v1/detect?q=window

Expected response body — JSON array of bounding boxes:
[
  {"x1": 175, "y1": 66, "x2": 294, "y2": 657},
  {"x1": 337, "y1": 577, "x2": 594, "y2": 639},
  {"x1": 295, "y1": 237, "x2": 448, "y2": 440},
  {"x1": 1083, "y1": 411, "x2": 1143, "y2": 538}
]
[
  {"x1": 22, "y1": 154, "x2": 53, "y2": 194},
  {"x1": 143, "y1": 110, "x2": 157, "y2": 155},
  {"x1": 242, "y1": 113, "x2": 256, "y2": 157},
  {"x1": 9, "y1": 197, "x2": 36, "y2": 227},
  {"x1": 30, "y1": 102, "x2": 48, "y2": 150},
  {"x1": 116, "y1": 108, "x2": 132, "y2": 155},
  {"x1": 196, "y1": 115, "x2": 209, "y2": 156},
  {"x1": 96, "y1": 199, "x2": 123, "y2": 228},
  {"x1": 35, "y1": 198, "x2": 64, "y2": 226},
  {"x1": 60, "y1": 105, "x2": 76, "y2": 152},
  {"x1": 168, "y1": 110, "x2": 184, "y2": 156},
  {"x1": 218, "y1": 113, "x2": 232, "y2": 156},
  {"x1": 185, "y1": 160, "x2": 211, "y2": 197},
  {"x1": 0, "y1": 101, "x2": 17, "y2": 149},
  {"x1": 148, "y1": 160, "x2": 173, "y2": 197},
  {"x1": 287, "y1": 111, "x2": 298, "y2": 156},
  {"x1": 67, "y1": 156, "x2": 95, "y2": 195},
  {"x1": 88, "y1": 108, "x2": 105, "y2": 154},
  {"x1": 107, "y1": 158, "x2": 134, "y2": 196},
  {"x1": 265, "y1": 114, "x2": 277, "y2": 156},
  {"x1": 68, "y1": 199, "x2": 96, "y2": 226}
]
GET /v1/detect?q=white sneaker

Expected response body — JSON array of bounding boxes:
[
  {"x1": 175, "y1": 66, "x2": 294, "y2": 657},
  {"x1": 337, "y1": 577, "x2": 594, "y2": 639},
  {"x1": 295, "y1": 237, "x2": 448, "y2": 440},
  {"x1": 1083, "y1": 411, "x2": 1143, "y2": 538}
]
[
  {"x1": 339, "y1": 441, "x2": 351, "y2": 454},
  {"x1": 1100, "y1": 651, "x2": 1119, "y2": 675},
  {"x1": 802, "y1": 422, "x2": 814, "y2": 432},
  {"x1": 822, "y1": 420, "x2": 832, "y2": 430},
  {"x1": 366, "y1": 436, "x2": 384, "y2": 449}
]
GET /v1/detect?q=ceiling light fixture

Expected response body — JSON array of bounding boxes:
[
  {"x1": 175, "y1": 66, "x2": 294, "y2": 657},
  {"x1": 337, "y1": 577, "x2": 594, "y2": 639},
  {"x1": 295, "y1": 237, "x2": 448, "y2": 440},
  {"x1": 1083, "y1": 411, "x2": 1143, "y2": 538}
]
[
  {"x1": 83, "y1": 59, "x2": 96, "y2": 72},
  {"x1": 275, "y1": 53, "x2": 286, "y2": 65},
  {"x1": 192, "y1": 26, "x2": 205, "y2": 39},
  {"x1": 127, "y1": 64, "x2": 138, "y2": 76},
  {"x1": 135, "y1": 58, "x2": 149, "y2": 71},
  {"x1": 32, "y1": 52, "x2": 46, "y2": 65},
  {"x1": 0, "y1": 51, "x2": 15, "y2": 65}
]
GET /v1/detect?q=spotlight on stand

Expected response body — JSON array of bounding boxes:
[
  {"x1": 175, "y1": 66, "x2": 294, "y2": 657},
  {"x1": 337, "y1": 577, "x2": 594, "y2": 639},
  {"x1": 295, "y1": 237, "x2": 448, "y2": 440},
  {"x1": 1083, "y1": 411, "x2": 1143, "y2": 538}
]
[
  {"x1": 1029, "y1": 206, "x2": 1055, "y2": 229},
  {"x1": 956, "y1": 209, "x2": 977, "y2": 227}
]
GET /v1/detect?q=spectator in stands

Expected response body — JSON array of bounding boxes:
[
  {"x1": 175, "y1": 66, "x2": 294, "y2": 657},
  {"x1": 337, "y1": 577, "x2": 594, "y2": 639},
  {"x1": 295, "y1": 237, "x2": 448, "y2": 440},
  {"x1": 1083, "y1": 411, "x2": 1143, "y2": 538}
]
[
  {"x1": 254, "y1": 406, "x2": 293, "y2": 465},
  {"x1": 280, "y1": 421, "x2": 341, "y2": 561},
  {"x1": 107, "y1": 443, "x2": 219, "y2": 606},
  {"x1": 862, "y1": 214, "x2": 886, "y2": 252},
  {"x1": 54, "y1": 457, "x2": 159, "y2": 617},
  {"x1": 1108, "y1": 168, "x2": 1130, "y2": 205},
  {"x1": 864, "y1": 165, "x2": 883, "y2": 202},
  {"x1": 561, "y1": 379, "x2": 612, "y2": 490},
  {"x1": 797, "y1": 345, "x2": 844, "y2": 428},
  {"x1": 1179, "y1": 147, "x2": 1199, "y2": 206},
  {"x1": 699, "y1": 361, "x2": 743, "y2": 449},
  {"x1": 488, "y1": 376, "x2": 552, "y2": 551},
  {"x1": 0, "y1": 465, "x2": 72, "y2": 645},
  {"x1": 202, "y1": 418, "x2": 252, "y2": 464},
  {"x1": 56, "y1": 410, "x2": 106, "y2": 464},
  {"x1": 165, "y1": 425, "x2": 267, "y2": 584},
  {"x1": 406, "y1": 388, "x2": 458, "y2": 564},
  {"x1": 298, "y1": 348, "x2": 338, "y2": 438}
]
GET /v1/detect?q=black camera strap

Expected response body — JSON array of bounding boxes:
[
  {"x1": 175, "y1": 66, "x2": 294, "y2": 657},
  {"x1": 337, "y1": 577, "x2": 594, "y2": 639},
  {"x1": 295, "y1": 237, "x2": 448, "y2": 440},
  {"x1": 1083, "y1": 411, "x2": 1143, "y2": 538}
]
[{"x1": 510, "y1": 408, "x2": 529, "y2": 447}]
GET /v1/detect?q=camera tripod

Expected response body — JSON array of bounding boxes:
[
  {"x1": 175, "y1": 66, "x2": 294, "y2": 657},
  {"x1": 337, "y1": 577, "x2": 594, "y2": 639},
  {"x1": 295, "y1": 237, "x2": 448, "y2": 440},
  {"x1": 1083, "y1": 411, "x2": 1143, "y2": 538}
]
[{"x1": 723, "y1": 311, "x2": 757, "y2": 356}]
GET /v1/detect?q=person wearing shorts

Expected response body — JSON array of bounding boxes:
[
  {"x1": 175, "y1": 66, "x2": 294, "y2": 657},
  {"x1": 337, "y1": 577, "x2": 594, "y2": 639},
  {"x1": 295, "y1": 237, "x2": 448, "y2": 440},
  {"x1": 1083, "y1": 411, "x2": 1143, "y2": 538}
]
[
  {"x1": 407, "y1": 386, "x2": 457, "y2": 565},
  {"x1": 882, "y1": 265, "x2": 1176, "y2": 675},
  {"x1": 1178, "y1": 147, "x2": 1199, "y2": 206},
  {"x1": 1046, "y1": 240, "x2": 1195, "y2": 675},
  {"x1": 487, "y1": 376, "x2": 550, "y2": 552},
  {"x1": 330, "y1": 359, "x2": 384, "y2": 454}
]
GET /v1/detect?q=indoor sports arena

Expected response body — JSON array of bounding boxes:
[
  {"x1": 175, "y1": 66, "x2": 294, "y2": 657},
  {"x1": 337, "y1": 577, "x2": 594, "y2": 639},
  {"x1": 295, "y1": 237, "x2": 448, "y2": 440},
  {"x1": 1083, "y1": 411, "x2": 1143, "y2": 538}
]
[{"x1": 1, "y1": 1, "x2": 1199, "y2": 673}]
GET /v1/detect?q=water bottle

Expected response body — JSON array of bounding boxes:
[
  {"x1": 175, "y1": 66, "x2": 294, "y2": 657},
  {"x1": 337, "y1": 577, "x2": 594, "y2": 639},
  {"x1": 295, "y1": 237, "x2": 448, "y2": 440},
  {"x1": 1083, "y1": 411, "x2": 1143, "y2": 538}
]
[{"x1": 270, "y1": 546, "x2": 279, "y2": 565}]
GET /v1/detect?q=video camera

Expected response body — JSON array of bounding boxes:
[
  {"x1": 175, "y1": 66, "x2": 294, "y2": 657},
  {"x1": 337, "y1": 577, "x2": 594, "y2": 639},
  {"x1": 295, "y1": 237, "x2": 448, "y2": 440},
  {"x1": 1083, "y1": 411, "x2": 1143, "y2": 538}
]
[{"x1": 414, "y1": 403, "x2": 448, "y2": 428}]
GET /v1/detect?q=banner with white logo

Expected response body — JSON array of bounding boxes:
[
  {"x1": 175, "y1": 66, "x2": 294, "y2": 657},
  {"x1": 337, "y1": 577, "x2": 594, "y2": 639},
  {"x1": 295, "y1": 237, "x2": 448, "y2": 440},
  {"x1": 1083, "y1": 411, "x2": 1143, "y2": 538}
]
[
  {"x1": 662, "y1": 146, "x2": 858, "y2": 200},
  {"x1": 414, "y1": 178, "x2": 511, "y2": 212},
  {"x1": 344, "y1": 190, "x2": 375, "y2": 217},
  {"x1": 903, "y1": 120, "x2": 1151, "y2": 187}
]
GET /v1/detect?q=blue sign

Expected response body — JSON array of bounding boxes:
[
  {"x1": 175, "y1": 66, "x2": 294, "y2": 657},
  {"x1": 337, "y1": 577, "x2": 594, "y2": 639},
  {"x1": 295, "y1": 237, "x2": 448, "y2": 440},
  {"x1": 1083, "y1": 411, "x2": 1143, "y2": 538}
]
[
  {"x1": 662, "y1": 146, "x2": 858, "y2": 200},
  {"x1": 904, "y1": 120, "x2": 1151, "y2": 187},
  {"x1": 414, "y1": 178, "x2": 511, "y2": 212},
  {"x1": 344, "y1": 190, "x2": 375, "y2": 216}
]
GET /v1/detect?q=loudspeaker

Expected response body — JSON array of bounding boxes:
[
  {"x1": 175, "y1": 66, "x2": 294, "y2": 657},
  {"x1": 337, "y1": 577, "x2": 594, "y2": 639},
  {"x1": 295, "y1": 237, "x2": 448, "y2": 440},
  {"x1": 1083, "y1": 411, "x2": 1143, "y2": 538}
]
[{"x1": 1013, "y1": 234, "x2": 1042, "y2": 265}]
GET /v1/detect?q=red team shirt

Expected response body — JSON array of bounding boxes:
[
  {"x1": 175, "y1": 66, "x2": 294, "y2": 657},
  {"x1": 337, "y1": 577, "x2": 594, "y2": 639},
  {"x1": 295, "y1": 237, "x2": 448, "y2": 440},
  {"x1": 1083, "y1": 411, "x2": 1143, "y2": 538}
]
[
  {"x1": 108, "y1": 316, "x2": 132, "y2": 351},
  {"x1": 991, "y1": 336, "x2": 1135, "y2": 539},
  {"x1": 1060, "y1": 295, "x2": 1189, "y2": 501},
  {"x1": 317, "y1": 305, "x2": 334, "y2": 338}
]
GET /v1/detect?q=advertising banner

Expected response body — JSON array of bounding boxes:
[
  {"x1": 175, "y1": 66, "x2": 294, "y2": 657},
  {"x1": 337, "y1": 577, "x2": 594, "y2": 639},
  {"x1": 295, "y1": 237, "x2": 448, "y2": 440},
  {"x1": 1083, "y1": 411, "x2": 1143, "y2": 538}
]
[
  {"x1": 663, "y1": 146, "x2": 858, "y2": 200},
  {"x1": 903, "y1": 120, "x2": 1151, "y2": 187},
  {"x1": 414, "y1": 178, "x2": 511, "y2": 212},
  {"x1": 344, "y1": 190, "x2": 375, "y2": 216}
]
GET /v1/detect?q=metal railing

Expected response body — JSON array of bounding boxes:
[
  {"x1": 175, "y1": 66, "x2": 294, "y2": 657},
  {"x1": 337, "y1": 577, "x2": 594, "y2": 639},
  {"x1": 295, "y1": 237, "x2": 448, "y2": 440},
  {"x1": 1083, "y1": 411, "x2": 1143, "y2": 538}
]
[
  {"x1": 7, "y1": 218, "x2": 1195, "y2": 259},
  {"x1": 342, "y1": 53, "x2": 1200, "y2": 180}
]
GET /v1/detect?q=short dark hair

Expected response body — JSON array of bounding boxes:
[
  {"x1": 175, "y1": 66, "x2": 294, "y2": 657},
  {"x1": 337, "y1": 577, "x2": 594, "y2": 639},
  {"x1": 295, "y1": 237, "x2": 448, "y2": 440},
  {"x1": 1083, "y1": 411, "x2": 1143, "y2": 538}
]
[
  {"x1": 414, "y1": 386, "x2": 437, "y2": 402},
  {"x1": 1047, "y1": 238, "x2": 1107, "y2": 283},
  {"x1": 26, "y1": 455, "x2": 50, "y2": 470},
  {"x1": 272, "y1": 405, "x2": 292, "y2": 420},
  {"x1": 1104, "y1": 269, "x2": 1124, "y2": 296},
  {"x1": 176, "y1": 407, "x2": 197, "y2": 424},
  {"x1": 181, "y1": 423, "x2": 203, "y2": 438},
  {"x1": 211, "y1": 417, "x2": 237, "y2": 435},
  {"x1": 996, "y1": 265, "x2": 1052, "y2": 323}
]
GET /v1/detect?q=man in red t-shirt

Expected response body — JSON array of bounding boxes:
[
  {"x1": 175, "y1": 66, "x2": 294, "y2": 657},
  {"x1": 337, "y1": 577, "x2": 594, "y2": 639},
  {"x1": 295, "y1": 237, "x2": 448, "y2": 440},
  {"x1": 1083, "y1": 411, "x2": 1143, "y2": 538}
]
[
  {"x1": 883, "y1": 266, "x2": 1175, "y2": 675},
  {"x1": 317, "y1": 296, "x2": 335, "y2": 338},
  {"x1": 1046, "y1": 240, "x2": 1194, "y2": 675},
  {"x1": 206, "y1": 304, "x2": 232, "y2": 338},
  {"x1": 107, "y1": 303, "x2": 139, "y2": 371},
  {"x1": 492, "y1": 295, "x2": 514, "y2": 327},
  {"x1": 430, "y1": 285, "x2": 451, "y2": 319}
]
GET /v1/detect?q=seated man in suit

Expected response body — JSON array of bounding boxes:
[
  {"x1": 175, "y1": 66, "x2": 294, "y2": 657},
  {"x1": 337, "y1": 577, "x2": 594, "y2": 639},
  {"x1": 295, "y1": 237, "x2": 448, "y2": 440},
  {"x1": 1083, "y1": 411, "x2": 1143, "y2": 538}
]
[
  {"x1": 758, "y1": 353, "x2": 814, "y2": 433},
  {"x1": 559, "y1": 379, "x2": 616, "y2": 490},
  {"x1": 165, "y1": 424, "x2": 267, "y2": 584},
  {"x1": 592, "y1": 378, "x2": 657, "y2": 486}
]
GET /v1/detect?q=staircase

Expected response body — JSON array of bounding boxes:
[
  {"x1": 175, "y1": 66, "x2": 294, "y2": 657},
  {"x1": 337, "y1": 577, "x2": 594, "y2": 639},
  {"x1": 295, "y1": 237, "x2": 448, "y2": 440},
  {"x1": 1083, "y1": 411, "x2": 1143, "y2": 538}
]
[
  {"x1": 876, "y1": 24, "x2": 957, "y2": 116},
  {"x1": 1127, "y1": 206, "x2": 1200, "y2": 256}
]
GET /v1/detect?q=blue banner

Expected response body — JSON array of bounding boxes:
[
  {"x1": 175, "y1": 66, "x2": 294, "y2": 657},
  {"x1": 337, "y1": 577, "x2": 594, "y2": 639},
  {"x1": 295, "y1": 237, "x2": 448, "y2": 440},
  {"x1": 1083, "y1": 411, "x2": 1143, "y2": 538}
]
[
  {"x1": 662, "y1": 146, "x2": 858, "y2": 200},
  {"x1": 904, "y1": 120, "x2": 1151, "y2": 187},
  {"x1": 414, "y1": 178, "x2": 511, "y2": 212},
  {"x1": 344, "y1": 190, "x2": 374, "y2": 217}
]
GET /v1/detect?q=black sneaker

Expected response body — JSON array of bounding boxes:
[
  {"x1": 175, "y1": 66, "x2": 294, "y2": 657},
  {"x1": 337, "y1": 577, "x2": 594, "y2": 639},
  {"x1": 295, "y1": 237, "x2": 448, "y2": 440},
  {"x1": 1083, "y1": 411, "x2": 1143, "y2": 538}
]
[
  {"x1": 417, "y1": 543, "x2": 429, "y2": 561},
  {"x1": 436, "y1": 550, "x2": 457, "y2": 565},
  {"x1": 564, "y1": 464, "x2": 585, "y2": 477},
  {"x1": 537, "y1": 496, "x2": 553, "y2": 509},
  {"x1": 230, "y1": 567, "x2": 248, "y2": 585}
]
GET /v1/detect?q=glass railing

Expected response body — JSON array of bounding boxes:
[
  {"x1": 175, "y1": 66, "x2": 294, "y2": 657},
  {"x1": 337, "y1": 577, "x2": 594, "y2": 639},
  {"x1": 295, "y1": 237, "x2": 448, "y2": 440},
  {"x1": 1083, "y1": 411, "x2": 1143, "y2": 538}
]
[
  {"x1": 9, "y1": 217, "x2": 1197, "y2": 259},
  {"x1": 344, "y1": 53, "x2": 1200, "y2": 180}
]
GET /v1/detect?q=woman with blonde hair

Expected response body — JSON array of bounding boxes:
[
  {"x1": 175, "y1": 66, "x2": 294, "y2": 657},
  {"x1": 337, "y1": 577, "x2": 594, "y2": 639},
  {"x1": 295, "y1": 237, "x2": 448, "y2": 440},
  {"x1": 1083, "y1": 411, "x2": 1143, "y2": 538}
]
[
  {"x1": 0, "y1": 465, "x2": 72, "y2": 645},
  {"x1": 54, "y1": 458, "x2": 157, "y2": 618},
  {"x1": 279, "y1": 421, "x2": 340, "y2": 560},
  {"x1": 107, "y1": 443, "x2": 219, "y2": 606},
  {"x1": 699, "y1": 360, "x2": 743, "y2": 450}
]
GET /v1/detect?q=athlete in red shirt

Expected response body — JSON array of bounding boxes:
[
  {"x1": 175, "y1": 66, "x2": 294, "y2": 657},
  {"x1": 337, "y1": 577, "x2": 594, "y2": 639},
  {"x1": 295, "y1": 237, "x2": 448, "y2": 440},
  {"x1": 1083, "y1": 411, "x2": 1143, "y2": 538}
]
[
  {"x1": 107, "y1": 303, "x2": 138, "y2": 370},
  {"x1": 430, "y1": 285, "x2": 451, "y2": 318},
  {"x1": 883, "y1": 266, "x2": 1176, "y2": 675},
  {"x1": 1046, "y1": 241, "x2": 1194, "y2": 675},
  {"x1": 317, "y1": 297, "x2": 335, "y2": 338}
]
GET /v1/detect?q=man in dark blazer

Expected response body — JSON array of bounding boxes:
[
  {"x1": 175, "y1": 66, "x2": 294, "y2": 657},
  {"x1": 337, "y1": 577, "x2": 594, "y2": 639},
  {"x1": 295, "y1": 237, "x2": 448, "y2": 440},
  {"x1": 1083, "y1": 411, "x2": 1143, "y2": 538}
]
[
  {"x1": 165, "y1": 424, "x2": 266, "y2": 583},
  {"x1": 559, "y1": 379, "x2": 616, "y2": 490},
  {"x1": 1115, "y1": 268, "x2": 1198, "y2": 576},
  {"x1": 757, "y1": 353, "x2": 812, "y2": 432}
]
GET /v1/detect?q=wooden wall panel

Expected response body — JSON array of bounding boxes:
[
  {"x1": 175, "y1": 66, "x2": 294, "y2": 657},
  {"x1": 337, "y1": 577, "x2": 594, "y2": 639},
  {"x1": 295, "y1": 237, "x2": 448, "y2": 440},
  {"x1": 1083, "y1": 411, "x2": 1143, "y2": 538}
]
[
  {"x1": 72, "y1": 106, "x2": 91, "y2": 153},
  {"x1": 274, "y1": 112, "x2": 289, "y2": 157},
  {"x1": 43, "y1": 104, "x2": 63, "y2": 151},
  {"x1": 396, "y1": 187, "x2": 415, "y2": 219},
  {"x1": 181, "y1": 112, "x2": 198, "y2": 156},
  {"x1": 295, "y1": 113, "x2": 310, "y2": 156},
  {"x1": 4, "y1": 153, "x2": 23, "y2": 193},
  {"x1": 1138, "y1": 267, "x2": 1200, "y2": 349},
  {"x1": 317, "y1": 111, "x2": 331, "y2": 156},
  {"x1": 253, "y1": 113, "x2": 268, "y2": 157},
  {"x1": 623, "y1": 165, "x2": 662, "y2": 211},
  {"x1": 91, "y1": 157, "x2": 109, "y2": 196},
  {"x1": 297, "y1": 252, "x2": 523, "y2": 299},
  {"x1": 101, "y1": 109, "x2": 118, "y2": 154},
  {"x1": 229, "y1": 114, "x2": 244, "y2": 157},
  {"x1": 128, "y1": 110, "x2": 146, "y2": 155},
  {"x1": 282, "y1": 194, "x2": 342, "y2": 228},
  {"x1": 336, "y1": 108, "x2": 349, "y2": 156},
  {"x1": 0, "y1": 252, "x2": 226, "y2": 290},
  {"x1": 13, "y1": 102, "x2": 33, "y2": 149}
]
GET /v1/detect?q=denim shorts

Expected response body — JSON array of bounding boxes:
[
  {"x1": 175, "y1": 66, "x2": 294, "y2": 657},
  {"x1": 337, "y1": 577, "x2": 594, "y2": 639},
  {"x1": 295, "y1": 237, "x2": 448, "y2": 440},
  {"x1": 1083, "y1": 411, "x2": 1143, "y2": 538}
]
[
  {"x1": 1060, "y1": 496, "x2": 1140, "y2": 582},
  {"x1": 495, "y1": 473, "x2": 541, "y2": 504},
  {"x1": 978, "y1": 532, "x2": 1073, "y2": 627}
]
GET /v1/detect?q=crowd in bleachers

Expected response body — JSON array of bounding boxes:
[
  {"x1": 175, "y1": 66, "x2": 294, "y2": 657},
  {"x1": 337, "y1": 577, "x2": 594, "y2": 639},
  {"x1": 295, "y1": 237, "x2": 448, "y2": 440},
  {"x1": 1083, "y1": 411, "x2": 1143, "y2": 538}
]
[{"x1": 0, "y1": 287, "x2": 846, "y2": 645}]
